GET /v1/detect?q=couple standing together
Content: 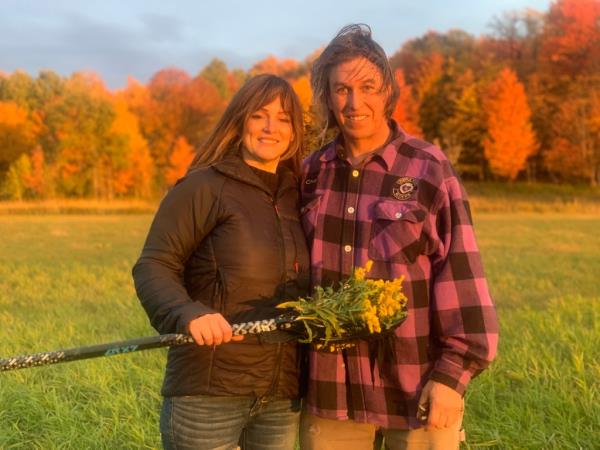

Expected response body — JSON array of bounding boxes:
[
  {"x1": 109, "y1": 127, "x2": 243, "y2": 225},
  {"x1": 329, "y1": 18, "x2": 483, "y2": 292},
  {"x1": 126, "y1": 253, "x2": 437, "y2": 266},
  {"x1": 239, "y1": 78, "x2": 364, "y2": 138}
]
[{"x1": 133, "y1": 24, "x2": 498, "y2": 450}]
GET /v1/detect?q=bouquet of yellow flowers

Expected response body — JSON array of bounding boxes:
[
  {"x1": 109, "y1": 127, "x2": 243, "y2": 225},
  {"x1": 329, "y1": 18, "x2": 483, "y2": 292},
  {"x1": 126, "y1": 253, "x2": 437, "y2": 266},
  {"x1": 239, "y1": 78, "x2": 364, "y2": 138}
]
[{"x1": 277, "y1": 261, "x2": 408, "y2": 349}]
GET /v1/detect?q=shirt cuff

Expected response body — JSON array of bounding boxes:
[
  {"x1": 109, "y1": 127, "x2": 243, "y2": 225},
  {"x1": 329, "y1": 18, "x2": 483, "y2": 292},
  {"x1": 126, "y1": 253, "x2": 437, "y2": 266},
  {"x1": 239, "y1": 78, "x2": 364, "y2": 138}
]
[{"x1": 430, "y1": 353, "x2": 474, "y2": 396}]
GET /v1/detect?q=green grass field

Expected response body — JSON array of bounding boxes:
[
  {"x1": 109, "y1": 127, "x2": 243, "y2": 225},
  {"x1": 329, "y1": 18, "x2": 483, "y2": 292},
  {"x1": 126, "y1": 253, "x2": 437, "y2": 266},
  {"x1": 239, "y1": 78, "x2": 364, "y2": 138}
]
[{"x1": 0, "y1": 210, "x2": 599, "y2": 449}]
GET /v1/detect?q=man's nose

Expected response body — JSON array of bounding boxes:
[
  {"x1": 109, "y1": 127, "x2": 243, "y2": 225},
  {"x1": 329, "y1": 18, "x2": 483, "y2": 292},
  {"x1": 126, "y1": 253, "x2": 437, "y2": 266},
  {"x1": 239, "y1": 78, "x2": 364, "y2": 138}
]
[{"x1": 346, "y1": 90, "x2": 364, "y2": 109}]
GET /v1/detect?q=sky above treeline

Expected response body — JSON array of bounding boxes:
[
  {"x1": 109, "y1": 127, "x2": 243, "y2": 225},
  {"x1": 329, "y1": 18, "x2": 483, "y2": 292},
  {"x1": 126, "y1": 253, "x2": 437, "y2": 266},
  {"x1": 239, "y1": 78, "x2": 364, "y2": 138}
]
[{"x1": 2, "y1": 0, "x2": 552, "y2": 89}]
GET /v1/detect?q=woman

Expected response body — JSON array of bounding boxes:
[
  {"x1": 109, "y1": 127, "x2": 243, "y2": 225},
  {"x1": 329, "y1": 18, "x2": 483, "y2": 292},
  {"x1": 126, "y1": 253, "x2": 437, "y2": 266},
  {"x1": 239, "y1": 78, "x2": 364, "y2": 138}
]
[{"x1": 132, "y1": 74, "x2": 309, "y2": 450}]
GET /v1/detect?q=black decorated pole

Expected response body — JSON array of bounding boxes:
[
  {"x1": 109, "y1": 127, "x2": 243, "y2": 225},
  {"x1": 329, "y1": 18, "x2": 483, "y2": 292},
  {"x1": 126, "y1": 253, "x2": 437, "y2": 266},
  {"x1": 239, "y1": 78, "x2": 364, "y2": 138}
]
[
  {"x1": 1, "y1": 317, "x2": 295, "y2": 372},
  {"x1": 0, "y1": 334, "x2": 195, "y2": 372}
]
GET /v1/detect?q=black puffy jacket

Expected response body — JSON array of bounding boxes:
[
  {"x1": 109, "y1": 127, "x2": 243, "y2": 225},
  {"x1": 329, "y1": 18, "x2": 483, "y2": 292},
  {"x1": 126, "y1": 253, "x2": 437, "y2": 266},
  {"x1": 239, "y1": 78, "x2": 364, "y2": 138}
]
[{"x1": 132, "y1": 156, "x2": 310, "y2": 398}]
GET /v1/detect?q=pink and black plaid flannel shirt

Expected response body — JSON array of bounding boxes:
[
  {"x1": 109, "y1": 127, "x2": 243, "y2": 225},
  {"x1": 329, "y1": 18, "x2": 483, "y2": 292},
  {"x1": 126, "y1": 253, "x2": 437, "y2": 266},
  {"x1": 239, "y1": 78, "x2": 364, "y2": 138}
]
[{"x1": 300, "y1": 122, "x2": 498, "y2": 429}]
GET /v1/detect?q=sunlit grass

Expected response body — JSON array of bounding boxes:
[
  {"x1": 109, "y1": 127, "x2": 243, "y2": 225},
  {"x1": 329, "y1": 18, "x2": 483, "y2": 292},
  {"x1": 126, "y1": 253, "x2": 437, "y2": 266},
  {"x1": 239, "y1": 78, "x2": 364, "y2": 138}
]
[
  {"x1": 0, "y1": 199, "x2": 157, "y2": 215},
  {"x1": 466, "y1": 181, "x2": 600, "y2": 214},
  {"x1": 0, "y1": 212, "x2": 598, "y2": 449}
]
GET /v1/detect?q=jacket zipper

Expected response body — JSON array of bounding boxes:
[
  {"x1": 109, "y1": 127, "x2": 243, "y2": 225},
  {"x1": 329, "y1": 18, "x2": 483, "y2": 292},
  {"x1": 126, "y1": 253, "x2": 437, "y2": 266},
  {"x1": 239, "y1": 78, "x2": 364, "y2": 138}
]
[
  {"x1": 272, "y1": 198, "x2": 288, "y2": 288},
  {"x1": 207, "y1": 268, "x2": 226, "y2": 391},
  {"x1": 266, "y1": 343, "x2": 284, "y2": 399},
  {"x1": 273, "y1": 186, "x2": 300, "y2": 275}
]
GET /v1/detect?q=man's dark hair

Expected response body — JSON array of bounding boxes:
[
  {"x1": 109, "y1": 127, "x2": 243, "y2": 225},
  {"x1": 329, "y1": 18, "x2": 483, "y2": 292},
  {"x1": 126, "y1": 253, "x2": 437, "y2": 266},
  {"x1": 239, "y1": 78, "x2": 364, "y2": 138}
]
[{"x1": 311, "y1": 24, "x2": 399, "y2": 129}]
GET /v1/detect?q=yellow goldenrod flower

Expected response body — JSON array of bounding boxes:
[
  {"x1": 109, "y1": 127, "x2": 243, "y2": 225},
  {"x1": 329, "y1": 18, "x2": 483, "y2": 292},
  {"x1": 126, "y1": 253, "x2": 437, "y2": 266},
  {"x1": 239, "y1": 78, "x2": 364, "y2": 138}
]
[
  {"x1": 354, "y1": 267, "x2": 366, "y2": 281},
  {"x1": 276, "y1": 261, "x2": 407, "y2": 345}
]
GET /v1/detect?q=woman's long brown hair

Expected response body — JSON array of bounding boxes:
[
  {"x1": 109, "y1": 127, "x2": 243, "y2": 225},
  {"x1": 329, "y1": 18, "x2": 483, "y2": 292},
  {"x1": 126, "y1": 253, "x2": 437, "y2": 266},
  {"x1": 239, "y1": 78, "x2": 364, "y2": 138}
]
[{"x1": 188, "y1": 74, "x2": 304, "y2": 174}]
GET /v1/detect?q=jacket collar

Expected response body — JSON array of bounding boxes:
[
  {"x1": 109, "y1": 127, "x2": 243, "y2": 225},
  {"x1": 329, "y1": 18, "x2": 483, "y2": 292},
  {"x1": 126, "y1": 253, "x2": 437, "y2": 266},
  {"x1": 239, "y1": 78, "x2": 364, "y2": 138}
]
[{"x1": 211, "y1": 155, "x2": 297, "y2": 197}]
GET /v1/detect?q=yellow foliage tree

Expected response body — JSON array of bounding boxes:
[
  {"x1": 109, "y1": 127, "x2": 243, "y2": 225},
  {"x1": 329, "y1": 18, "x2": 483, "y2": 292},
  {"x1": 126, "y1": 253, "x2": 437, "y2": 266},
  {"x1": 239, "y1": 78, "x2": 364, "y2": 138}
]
[{"x1": 110, "y1": 97, "x2": 155, "y2": 198}]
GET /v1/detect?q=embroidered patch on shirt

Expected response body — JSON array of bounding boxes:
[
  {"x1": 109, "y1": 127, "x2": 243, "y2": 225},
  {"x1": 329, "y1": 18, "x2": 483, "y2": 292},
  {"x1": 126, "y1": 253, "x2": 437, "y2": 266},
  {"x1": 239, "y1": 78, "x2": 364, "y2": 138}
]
[{"x1": 392, "y1": 177, "x2": 417, "y2": 200}]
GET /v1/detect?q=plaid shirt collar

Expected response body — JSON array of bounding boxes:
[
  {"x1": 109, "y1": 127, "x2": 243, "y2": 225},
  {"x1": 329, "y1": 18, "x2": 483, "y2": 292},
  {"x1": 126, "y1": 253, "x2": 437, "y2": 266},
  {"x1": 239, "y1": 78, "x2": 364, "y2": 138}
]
[{"x1": 318, "y1": 120, "x2": 407, "y2": 171}]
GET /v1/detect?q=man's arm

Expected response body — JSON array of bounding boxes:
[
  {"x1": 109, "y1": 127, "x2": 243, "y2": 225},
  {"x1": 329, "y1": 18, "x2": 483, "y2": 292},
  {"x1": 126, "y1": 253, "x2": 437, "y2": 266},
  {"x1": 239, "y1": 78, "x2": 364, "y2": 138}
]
[
  {"x1": 421, "y1": 164, "x2": 499, "y2": 427},
  {"x1": 429, "y1": 168, "x2": 498, "y2": 393}
]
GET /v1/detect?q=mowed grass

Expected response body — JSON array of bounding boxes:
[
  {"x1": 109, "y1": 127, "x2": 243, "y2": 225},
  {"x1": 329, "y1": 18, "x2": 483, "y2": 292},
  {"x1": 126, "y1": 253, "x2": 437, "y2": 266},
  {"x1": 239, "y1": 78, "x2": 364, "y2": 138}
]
[{"x1": 0, "y1": 213, "x2": 599, "y2": 449}]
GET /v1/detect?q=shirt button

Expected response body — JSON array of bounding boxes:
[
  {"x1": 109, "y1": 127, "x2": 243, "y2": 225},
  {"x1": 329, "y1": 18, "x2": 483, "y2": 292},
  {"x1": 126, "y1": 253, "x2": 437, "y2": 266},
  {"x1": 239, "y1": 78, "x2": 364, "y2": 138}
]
[
  {"x1": 352, "y1": 170, "x2": 359, "y2": 178},
  {"x1": 395, "y1": 212, "x2": 403, "y2": 219},
  {"x1": 341, "y1": 363, "x2": 346, "y2": 368},
  {"x1": 344, "y1": 245, "x2": 352, "y2": 253},
  {"x1": 347, "y1": 206, "x2": 355, "y2": 214}
]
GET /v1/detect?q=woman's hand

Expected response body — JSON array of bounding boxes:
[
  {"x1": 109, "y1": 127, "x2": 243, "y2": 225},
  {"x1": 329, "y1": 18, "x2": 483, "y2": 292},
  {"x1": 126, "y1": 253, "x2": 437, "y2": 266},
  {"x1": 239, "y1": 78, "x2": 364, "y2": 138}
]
[{"x1": 188, "y1": 314, "x2": 245, "y2": 346}]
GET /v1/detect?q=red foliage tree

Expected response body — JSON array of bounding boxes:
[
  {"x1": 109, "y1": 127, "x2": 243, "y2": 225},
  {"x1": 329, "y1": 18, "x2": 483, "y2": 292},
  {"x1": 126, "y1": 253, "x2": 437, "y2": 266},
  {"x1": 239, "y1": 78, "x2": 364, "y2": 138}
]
[
  {"x1": 141, "y1": 68, "x2": 223, "y2": 183},
  {"x1": 392, "y1": 69, "x2": 422, "y2": 137}
]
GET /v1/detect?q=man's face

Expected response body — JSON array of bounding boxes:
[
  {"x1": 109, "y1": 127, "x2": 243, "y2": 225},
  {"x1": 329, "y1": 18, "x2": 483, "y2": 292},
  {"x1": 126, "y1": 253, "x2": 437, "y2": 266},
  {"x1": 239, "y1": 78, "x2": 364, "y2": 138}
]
[{"x1": 327, "y1": 57, "x2": 389, "y2": 150}]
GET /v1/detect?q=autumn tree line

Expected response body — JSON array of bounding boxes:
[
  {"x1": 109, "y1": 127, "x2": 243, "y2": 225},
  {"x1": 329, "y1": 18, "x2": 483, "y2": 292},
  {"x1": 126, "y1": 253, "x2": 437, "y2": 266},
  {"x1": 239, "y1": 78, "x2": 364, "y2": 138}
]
[{"x1": 0, "y1": 0, "x2": 598, "y2": 200}]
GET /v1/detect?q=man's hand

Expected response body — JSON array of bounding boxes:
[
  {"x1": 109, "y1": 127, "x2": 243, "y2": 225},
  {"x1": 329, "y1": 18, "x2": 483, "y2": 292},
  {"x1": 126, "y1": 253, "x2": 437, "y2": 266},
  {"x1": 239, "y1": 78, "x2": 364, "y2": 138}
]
[
  {"x1": 417, "y1": 380, "x2": 463, "y2": 429},
  {"x1": 188, "y1": 314, "x2": 245, "y2": 346}
]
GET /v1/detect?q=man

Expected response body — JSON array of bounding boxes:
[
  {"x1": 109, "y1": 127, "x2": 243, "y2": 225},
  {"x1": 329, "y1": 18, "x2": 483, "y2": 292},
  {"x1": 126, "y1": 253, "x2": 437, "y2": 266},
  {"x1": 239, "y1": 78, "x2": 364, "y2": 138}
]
[{"x1": 299, "y1": 24, "x2": 498, "y2": 449}]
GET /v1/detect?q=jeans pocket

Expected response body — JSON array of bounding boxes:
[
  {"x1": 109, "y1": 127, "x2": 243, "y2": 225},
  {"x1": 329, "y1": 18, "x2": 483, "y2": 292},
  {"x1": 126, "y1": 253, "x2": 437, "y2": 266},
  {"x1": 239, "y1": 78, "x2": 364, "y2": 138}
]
[{"x1": 163, "y1": 395, "x2": 250, "y2": 449}]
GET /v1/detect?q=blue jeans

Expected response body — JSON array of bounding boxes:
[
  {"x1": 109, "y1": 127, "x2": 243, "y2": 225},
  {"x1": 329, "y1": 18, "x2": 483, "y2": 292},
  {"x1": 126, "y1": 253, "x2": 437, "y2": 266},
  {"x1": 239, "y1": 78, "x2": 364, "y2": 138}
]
[{"x1": 160, "y1": 395, "x2": 300, "y2": 450}]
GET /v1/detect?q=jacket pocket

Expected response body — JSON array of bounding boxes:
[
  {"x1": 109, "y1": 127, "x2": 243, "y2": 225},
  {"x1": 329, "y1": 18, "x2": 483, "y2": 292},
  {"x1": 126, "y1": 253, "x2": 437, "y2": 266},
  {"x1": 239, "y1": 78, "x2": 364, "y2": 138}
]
[
  {"x1": 368, "y1": 200, "x2": 427, "y2": 264},
  {"x1": 300, "y1": 195, "x2": 321, "y2": 243}
]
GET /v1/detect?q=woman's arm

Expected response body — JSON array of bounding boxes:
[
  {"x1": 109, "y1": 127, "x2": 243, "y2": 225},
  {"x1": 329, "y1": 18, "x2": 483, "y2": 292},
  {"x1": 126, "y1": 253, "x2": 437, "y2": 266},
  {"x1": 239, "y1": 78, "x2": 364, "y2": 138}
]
[{"x1": 132, "y1": 172, "x2": 222, "y2": 335}]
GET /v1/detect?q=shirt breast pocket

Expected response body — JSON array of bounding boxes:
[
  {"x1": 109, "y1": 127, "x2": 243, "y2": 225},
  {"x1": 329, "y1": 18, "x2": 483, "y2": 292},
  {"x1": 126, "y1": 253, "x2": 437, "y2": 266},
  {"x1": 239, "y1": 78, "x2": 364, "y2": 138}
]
[{"x1": 368, "y1": 200, "x2": 427, "y2": 264}]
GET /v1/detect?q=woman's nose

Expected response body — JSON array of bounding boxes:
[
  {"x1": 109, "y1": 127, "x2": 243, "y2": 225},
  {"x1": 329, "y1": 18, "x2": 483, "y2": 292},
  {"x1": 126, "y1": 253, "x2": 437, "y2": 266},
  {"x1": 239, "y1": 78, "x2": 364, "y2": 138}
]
[{"x1": 263, "y1": 118, "x2": 275, "y2": 132}]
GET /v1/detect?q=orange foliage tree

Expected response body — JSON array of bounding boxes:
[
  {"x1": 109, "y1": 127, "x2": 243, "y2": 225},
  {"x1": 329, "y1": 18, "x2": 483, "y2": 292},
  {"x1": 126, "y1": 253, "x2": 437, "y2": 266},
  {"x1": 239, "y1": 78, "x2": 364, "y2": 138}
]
[
  {"x1": 0, "y1": 100, "x2": 37, "y2": 175},
  {"x1": 23, "y1": 145, "x2": 46, "y2": 197},
  {"x1": 292, "y1": 76, "x2": 312, "y2": 114},
  {"x1": 483, "y1": 68, "x2": 538, "y2": 180},
  {"x1": 165, "y1": 136, "x2": 195, "y2": 186},
  {"x1": 250, "y1": 56, "x2": 300, "y2": 77}
]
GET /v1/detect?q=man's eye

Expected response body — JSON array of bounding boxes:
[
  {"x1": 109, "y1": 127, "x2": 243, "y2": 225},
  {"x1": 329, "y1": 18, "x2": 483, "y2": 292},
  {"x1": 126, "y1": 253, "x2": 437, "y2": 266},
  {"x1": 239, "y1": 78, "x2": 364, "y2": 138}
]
[
  {"x1": 362, "y1": 85, "x2": 375, "y2": 93},
  {"x1": 336, "y1": 87, "x2": 349, "y2": 95}
]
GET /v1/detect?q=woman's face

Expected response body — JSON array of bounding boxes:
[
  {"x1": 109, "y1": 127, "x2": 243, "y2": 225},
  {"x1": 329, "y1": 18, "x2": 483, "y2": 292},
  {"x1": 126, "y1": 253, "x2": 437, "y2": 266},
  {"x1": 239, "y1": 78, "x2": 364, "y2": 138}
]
[{"x1": 241, "y1": 96, "x2": 293, "y2": 173}]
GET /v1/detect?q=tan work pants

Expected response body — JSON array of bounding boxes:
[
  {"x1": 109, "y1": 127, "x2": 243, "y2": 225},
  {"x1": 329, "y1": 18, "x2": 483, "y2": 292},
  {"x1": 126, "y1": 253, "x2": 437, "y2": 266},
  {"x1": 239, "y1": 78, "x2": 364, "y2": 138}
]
[{"x1": 299, "y1": 411, "x2": 465, "y2": 450}]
